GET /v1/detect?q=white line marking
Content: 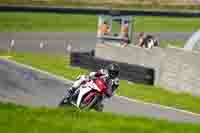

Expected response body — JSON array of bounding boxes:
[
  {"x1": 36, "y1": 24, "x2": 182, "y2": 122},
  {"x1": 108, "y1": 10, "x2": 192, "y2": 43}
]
[
  {"x1": 2, "y1": 58, "x2": 200, "y2": 117},
  {"x1": 116, "y1": 95, "x2": 200, "y2": 117},
  {"x1": 0, "y1": 56, "x2": 12, "y2": 59},
  {"x1": 1, "y1": 58, "x2": 73, "y2": 84}
]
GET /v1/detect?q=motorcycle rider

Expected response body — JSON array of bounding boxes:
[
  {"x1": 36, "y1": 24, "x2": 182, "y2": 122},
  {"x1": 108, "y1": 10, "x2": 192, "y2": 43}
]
[{"x1": 67, "y1": 63, "x2": 120, "y2": 102}]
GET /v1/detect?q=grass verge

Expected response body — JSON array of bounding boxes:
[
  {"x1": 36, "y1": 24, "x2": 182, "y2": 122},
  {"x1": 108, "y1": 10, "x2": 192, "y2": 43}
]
[
  {"x1": 160, "y1": 40, "x2": 185, "y2": 48},
  {"x1": 0, "y1": 12, "x2": 200, "y2": 32},
  {"x1": 1, "y1": 0, "x2": 200, "y2": 11},
  {"x1": 2, "y1": 51, "x2": 200, "y2": 114},
  {"x1": 0, "y1": 102, "x2": 200, "y2": 133}
]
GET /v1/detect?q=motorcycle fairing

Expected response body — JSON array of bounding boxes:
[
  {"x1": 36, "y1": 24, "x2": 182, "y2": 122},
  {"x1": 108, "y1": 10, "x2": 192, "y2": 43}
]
[
  {"x1": 76, "y1": 80, "x2": 100, "y2": 107},
  {"x1": 94, "y1": 79, "x2": 107, "y2": 93},
  {"x1": 76, "y1": 85, "x2": 92, "y2": 107}
]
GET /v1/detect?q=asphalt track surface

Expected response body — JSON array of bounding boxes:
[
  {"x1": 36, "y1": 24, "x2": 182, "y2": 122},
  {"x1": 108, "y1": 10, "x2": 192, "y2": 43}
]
[
  {"x1": 1, "y1": 32, "x2": 200, "y2": 123},
  {"x1": 0, "y1": 32, "x2": 192, "y2": 41},
  {"x1": 1, "y1": 58, "x2": 200, "y2": 123},
  {"x1": 0, "y1": 32, "x2": 192, "y2": 54}
]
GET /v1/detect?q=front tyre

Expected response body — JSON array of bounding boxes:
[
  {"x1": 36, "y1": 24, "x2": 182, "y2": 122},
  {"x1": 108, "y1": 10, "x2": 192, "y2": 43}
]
[{"x1": 79, "y1": 93, "x2": 99, "y2": 110}]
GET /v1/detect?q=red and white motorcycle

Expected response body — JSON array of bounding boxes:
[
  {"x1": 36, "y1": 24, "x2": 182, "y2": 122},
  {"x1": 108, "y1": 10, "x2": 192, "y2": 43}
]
[{"x1": 59, "y1": 78, "x2": 108, "y2": 111}]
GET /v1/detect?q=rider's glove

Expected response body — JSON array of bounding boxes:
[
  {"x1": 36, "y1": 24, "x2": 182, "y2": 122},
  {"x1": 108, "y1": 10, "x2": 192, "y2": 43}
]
[
  {"x1": 89, "y1": 75, "x2": 96, "y2": 80},
  {"x1": 88, "y1": 72, "x2": 97, "y2": 80}
]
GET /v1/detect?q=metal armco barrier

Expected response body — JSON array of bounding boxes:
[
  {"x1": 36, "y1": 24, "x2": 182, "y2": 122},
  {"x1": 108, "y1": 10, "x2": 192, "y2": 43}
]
[{"x1": 70, "y1": 51, "x2": 154, "y2": 85}]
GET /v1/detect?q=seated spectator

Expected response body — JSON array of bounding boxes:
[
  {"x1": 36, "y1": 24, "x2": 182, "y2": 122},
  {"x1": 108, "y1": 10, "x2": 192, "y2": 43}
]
[
  {"x1": 138, "y1": 32, "x2": 146, "y2": 47},
  {"x1": 138, "y1": 32, "x2": 159, "y2": 49},
  {"x1": 120, "y1": 21, "x2": 129, "y2": 47},
  {"x1": 100, "y1": 21, "x2": 110, "y2": 35},
  {"x1": 121, "y1": 21, "x2": 129, "y2": 38}
]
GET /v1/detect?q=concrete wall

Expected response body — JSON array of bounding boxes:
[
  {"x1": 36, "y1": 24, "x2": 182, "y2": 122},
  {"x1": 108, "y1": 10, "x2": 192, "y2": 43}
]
[{"x1": 95, "y1": 46, "x2": 200, "y2": 96}]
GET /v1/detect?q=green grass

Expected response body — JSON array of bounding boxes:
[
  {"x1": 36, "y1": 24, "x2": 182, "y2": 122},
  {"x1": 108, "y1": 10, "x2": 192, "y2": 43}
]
[
  {"x1": 2, "y1": 51, "x2": 200, "y2": 114},
  {"x1": 1, "y1": 0, "x2": 200, "y2": 11},
  {"x1": 118, "y1": 82, "x2": 200, "y2": 114},
  {"x1": 1, "y1": 12, "x2": 200, "y2": 32},
  {"x1": 7, "y1": 52, "x2": 89, "y2": 80},
  {"x1": 0, "y1": 12, "x2": 98, "y2": 32},
  {"x1": 0, "y1": 102, "x2": 200, "y2": 133},
  {"x1": 134, "y1": 16, "x2": 200, "y2": 32},
  {"x1": 160, "y1": 40, "x2": 185, "y2": 48}
]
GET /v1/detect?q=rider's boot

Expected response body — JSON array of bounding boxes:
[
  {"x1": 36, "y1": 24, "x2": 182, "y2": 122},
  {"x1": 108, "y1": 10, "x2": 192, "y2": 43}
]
[
  {"x1": 69, "y1": 87, "x2": 76, "y2": 95},
  {"x1": 59, "y1": 88, "x2": 76, "y2": 106},
  {"x1": 69, "y1": 87, "x2": 77, "y2": 96},
  {"x1": 66, "y1": 87, "x2": 77, "y2": 100}
]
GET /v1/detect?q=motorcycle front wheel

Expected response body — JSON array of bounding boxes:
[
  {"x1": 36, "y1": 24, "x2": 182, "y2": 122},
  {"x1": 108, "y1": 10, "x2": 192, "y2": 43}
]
[{"x1": 79, "y1": 93, "x2": 99, "y2": 110}]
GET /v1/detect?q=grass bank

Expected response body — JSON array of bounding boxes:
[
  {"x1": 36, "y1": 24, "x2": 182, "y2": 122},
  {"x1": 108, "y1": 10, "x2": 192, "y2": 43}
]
[
  {"x1": 160, "y1": 40, "x2": 185, "y2": 48},
  {"x1": 1, "y1": 0, "x2": 200, "y2": 11},
  {"x1": 2, "y1": 52, "x2": 200, "y2": 114},
  {"x1": 0, "y1": 102, "x2": 200, "y2": 133},
  {"x1": 0, "y1": 12, "x2": 200, "y2": 32}
]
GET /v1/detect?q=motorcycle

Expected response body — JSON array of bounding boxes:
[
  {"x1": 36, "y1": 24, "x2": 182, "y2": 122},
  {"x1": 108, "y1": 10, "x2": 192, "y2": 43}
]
[{"x1": 58, "y1": 77, "x2": 107, "y2": 111}]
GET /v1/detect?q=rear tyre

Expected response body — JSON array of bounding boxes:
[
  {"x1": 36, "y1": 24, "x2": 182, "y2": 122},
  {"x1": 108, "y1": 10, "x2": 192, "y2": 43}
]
[{"x1": 94, "y1": 103, "x2": 104, "y2": 112}]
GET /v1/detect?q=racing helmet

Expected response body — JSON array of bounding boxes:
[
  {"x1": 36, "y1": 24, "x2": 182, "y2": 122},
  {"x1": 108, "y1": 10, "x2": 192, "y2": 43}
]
[{"x1": 106, "y1": 63, "x2": 120, "y2": 79}]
